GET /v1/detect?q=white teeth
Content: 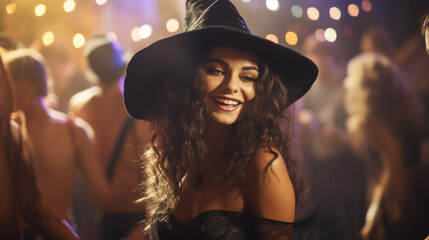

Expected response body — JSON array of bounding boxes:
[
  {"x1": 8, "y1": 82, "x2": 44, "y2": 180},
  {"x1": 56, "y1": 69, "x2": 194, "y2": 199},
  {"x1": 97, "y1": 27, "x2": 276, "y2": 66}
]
[{"x1": 214, "y1": 97, "x2": 239, "y2": 106}]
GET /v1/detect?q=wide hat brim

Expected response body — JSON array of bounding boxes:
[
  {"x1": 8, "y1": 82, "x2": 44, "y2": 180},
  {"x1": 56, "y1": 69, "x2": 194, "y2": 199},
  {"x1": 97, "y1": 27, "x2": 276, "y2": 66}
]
[{"x1": 124, "y1": 26, "x2": 318, "y2": 120}]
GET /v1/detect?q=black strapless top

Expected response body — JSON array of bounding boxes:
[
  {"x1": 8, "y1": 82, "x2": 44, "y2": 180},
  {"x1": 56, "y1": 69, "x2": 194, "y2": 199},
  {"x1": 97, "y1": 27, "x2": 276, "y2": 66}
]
[{"x1": 149, "y1": 210, "x2": 323, "y2": 240}]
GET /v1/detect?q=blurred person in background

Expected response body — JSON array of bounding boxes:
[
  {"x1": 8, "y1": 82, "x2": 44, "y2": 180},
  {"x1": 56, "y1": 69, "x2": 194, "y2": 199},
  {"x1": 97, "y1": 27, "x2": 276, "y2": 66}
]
[
  {"x1": 296, "y1": 34, "x2": 367, "y2": 239},
  {"x1": 38, "y1": 40, "x2": 90, "y2": 112},
  {"x1": 1, "y1": 53, "x2": 79, "y2": 240},
  {"x1": 0, "y1": 31, "x2": 22, "y2": 54},
  {"x1": 360, "y1": 26, "x2": 395, "y2": 58},
  {"x1": 345, "y1": 52, "x2": 429, "y2": 240},
  {"x1": 69, "y1": 35, "x2": 151, "y2": 240},
  {"x1": 3, "y1": 48, "x2": 123, "y2": 240}
]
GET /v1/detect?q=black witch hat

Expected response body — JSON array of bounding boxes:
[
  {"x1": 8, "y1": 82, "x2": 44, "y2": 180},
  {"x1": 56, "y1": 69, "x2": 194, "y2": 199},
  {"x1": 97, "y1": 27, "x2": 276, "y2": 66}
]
[{"x1": 124, "y1": 0, "x2": 318, "y2": 120}]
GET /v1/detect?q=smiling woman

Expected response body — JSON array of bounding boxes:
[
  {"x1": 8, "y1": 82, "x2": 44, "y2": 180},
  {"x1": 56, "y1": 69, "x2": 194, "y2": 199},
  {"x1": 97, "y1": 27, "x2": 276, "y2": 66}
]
[
  {"x1": 202, "y1": 47, "x2": 258, "y2": 126},
  {"x1": 123, "y1": 0, "x2": 318, "y2": 239}
]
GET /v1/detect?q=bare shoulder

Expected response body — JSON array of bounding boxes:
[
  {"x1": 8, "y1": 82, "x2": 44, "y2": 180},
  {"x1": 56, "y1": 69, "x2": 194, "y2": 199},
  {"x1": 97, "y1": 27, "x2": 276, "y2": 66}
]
[
  {"x1": 242, "y1": 147, "x2": 296, "y2": 222},
  {"x1": 68, "y1": 86, "x2": 101, "y2": 113}
]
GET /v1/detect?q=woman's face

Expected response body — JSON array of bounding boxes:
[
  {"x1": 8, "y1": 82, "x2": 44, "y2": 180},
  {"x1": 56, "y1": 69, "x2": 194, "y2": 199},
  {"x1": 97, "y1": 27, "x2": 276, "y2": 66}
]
[{"x1": 201, "y1": 46, "x2": 258, "y2": 125}]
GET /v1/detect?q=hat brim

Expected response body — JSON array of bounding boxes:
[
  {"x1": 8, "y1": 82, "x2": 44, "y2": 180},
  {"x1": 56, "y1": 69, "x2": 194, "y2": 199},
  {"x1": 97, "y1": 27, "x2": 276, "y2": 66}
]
[{"x1": 124, "y1": 26, "x2": 318, "y2": 120}]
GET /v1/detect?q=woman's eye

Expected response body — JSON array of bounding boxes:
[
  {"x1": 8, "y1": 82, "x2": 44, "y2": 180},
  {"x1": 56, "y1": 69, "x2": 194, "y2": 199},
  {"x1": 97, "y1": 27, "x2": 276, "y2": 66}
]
[
  {"x1": 206, "y1": 68, "x2": 224, "y2": 76},
  {"x1": 241, "y1": 75, "x2": 257, "y2": 82}
]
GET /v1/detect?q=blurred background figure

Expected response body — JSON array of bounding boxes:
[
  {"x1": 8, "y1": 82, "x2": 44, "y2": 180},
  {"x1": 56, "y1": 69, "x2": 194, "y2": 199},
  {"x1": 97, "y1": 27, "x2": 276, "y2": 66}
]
[
  {"x1": 37, "y1": 39, "x2": 90, "y2": 112},
  {"x1": 1, "y1": 52, "x2": 79, "y2": 240},
  {"x1": 3, "y1": 48, "x2": 120, "y2": 240},
  {"x1": 345, "y1": 52, "x2": 429, "y2": 240},
  {"x1": 0, "y1": 31, "x2": 22, "y2": 54},
  {"x1": 360, "y1": 26, "x2": 395, "y2": 58},
  {"x1": 296, "y1": 34, "x2": 367, "y2": 239},
  {"x1": 69, "y1": 35, "x2": 151, "y2": 240}
]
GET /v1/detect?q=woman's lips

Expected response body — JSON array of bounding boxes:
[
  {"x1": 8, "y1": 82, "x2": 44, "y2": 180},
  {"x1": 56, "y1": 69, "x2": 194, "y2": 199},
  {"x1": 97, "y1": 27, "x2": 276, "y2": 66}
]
[{"x1": 212, "y1": 97, "x2": 241, "y2": 112}]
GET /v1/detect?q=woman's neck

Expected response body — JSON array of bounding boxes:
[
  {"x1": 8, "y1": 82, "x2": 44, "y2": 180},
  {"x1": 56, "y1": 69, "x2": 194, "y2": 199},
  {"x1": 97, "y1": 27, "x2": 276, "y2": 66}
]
[{"x1": 206, "y1": 122, "x2": 230, "y2": 155}]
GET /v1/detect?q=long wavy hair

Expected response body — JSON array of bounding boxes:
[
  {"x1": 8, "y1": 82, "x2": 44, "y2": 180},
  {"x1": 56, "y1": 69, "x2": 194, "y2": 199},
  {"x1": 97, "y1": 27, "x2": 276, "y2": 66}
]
[{"x1": 138, "y1": 48, "x2": 303, "y2": 232}]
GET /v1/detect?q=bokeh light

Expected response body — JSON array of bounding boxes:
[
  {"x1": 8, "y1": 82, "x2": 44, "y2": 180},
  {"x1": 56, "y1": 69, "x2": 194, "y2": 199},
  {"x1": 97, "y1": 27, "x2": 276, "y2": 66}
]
[
  {"x1": 73, "y1": 33, "x2": 85, "y2": 48},
  {"x1": 265, "y1": 34, "x2": 278, "y2": 44},
  {"x1": 362, "y1": 0, "x2": 372, "y2": 12},
  {"x1": 307, "y1": 7, "x2": 320, "y2": 21},
  {"x1": 266, "y1": 0, "x2": 279, "y2": 12},
  {"x1": 166, "y1": 18, "x2": 180, "y2": 33},
  {"x1": 42, "y1": 31, "x2": 55, "y2": 46},
  {"x1": 139, "y1": 24, "x2": 153, "y2": 39},
  {"x1": 285, "y1": 31, "x2": 298, "y2": 46},
  {"x1": 348, "y1": 4, "x2": 359, "y2": 17},
  {"x1": 291, "y1": 5, "x2": 303, "y2": 18},
  {"x1": 315, "y1": 29, "x2": 325, "y2": 41},
  {"x1": 241, "y1": 0, "x2": 251, "y2": 2},
  {"x1": 131, "y1": 27, "x2": 141, "y2": 42},
  {"x1": 324, "y1": 28, "x2": 337, "y2": 42},
  {"x1": 95, "y1": 0, "x2": 108, "y2": 6},
  {"x1": 329, "y1": 7, "x2": 341, "y2": 20},
  {"x1": 6, "y1": 3, "x2": 16, "y2": 14},
  {"x1": 35, "y1": 4, "x2": 47, "y2": 17},
  {"x1": 63, "y1": 0, "x2": 76, "y2": 13}
]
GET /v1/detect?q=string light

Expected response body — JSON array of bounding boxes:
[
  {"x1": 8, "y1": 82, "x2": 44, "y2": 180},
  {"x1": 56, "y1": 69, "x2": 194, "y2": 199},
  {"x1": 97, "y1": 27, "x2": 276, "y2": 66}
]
[
  {"x1": 315, "y1": 29, "x2": 325, "y2": 41},
  {"x1": 329, "y1": 7, "x2": 341, "y2": 20},
  {"x1": 6, "y1": 3, "x2": 16, "y2": 14},
  {"x1": 362, "y1": 1, "x2": 372, "y2": 12},
  {"x1": 131, "y1": 27, "x2": 141, "y2": 42},
  {"x1": 42, "y1": 31, "x2": 55, "y2": 46},
  {"x1": 265, "y1": 34, "x2": 278, "y2": 44},
  {"x1": 166, "y1": 18, "x2": 180, "y2": 33},
  {"x1": 139, "y1": 24, "x2": 153, "y2": 39},
  {"x1": 266, "y1": 0, "x2": 279, "y2": 12},
  {"x1": 285, "y1": 31, "x2": 298, "y2": 46},
  {"x1": 35, "y1": 4, "x2": 47, "y2": 17},
  {"x1": 291, "y1": 5, "x2": 303, "y2": 18},
  {"x1": 73, "y1": 33, "x2": 85, "y2": 48},
  {"x1": 348, "y1": 4, "x2": 359, "y2": 17},
  {"x1": 324, "y1": 28, "x2": 337, "y2": 42},
  {"x1": 307, "y1": 7, "x2": 320, "y2": 21},
  {"x1": 64, "y1": 0, "x2": 76, "y2": 13},
  {"x1": 95, "y1": 0, "x2": 108, "y2": 6}
]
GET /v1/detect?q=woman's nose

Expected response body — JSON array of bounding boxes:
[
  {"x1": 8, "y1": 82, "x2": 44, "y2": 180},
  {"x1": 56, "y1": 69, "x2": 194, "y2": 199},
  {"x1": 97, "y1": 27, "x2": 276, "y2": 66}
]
[{"x1": 223, "y1": 73, "x2": 240, "y2": 93}]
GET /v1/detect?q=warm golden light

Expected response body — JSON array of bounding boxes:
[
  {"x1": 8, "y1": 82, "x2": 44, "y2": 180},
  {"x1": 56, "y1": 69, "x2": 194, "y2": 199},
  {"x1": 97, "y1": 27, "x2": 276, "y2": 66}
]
[
  {"x1": 6, "y1": 3, "x2": 17, "y2": 14},
  {"x1": 329, "y1": 7, "x2": 341, "y2": 20},
  {"x1": 324, "y1": 28, "x2": 337, "y2": 42},
  {"x1": 63, "y1": 0, "x2": 76, "y2": 13},
  {"x1": 131, "y1": 27, "x2": 141, "y2": 42},
  {"x1": 42, "y1": 31, "x2": 55, "y2": 46},
  {"x1": 307, "y1": 7, "x2": 320, "y2": 21},
  {"x1": 315, "y1": 29, "x2": 325, "y2": 41},
  {"x1": 139, "y1": 24, "x2": 153, "y2": 39},
  {"x1": 166, "y1": 18, "x2": 180, "y2": 33},
  {"x1": 362, "y1": 0, "x2": 372, "y2": 12},
  {"x1": 95, "y1": 0, "x2": 108, "y2": 6},
  {"x1": 266, "y1": 0, "x2": 279, "y2": 12},
  {"x1": 265, "y1": 34, "x2": 278, "y2": 44},
  {"x1": 73, "y1": 33, "x2": 85, "y2": 48},
  {"x1": 285, "y1": 31, "x2": 298, "y2": 46},
  {"x1": 348, "y1": 4, "x2": 359, "y2": 17},
  {"x1": 35, "y1": 4, "x2": 47, "y2": 17}
]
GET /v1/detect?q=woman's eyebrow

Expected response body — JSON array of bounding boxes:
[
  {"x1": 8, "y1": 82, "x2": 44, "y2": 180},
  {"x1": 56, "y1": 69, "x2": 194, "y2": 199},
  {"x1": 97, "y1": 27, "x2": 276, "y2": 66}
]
[
  {"x1": 206, "y1": 58, "x2": 258, "y2": 71},
  {"x1": 242, "y1": 66, "x2": 258, "y2": 71},
  {"x1": 205, "y1": 58, "x2": 228, "y2": 66}
]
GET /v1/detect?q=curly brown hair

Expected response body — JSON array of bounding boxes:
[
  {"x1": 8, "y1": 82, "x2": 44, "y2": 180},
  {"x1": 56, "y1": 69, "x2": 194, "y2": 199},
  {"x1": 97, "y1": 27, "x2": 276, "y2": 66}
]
[{"x1": 138, "y1": 50, "x2": 304, "y2": 232}]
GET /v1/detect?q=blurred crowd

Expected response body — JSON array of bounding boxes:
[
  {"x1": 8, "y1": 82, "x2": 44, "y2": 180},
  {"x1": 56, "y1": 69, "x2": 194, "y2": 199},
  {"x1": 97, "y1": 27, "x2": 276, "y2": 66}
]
[{"x1": 1, "y1": 13, "x2": 429, "y2": 240}]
